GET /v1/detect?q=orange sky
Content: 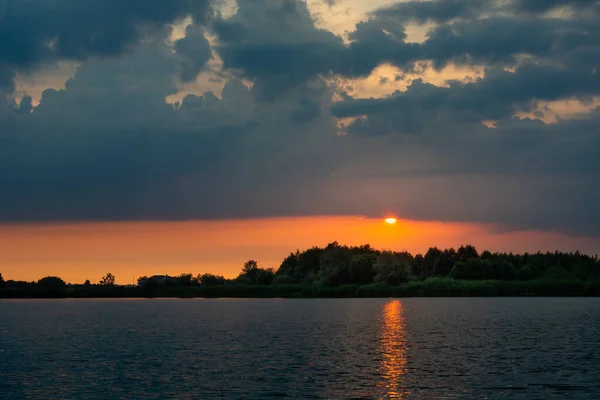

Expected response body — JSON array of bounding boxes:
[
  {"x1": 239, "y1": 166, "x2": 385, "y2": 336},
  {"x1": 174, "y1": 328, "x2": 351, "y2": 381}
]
[{"x1": 1, "y1": 216, "x2": 599, "y2": 284}]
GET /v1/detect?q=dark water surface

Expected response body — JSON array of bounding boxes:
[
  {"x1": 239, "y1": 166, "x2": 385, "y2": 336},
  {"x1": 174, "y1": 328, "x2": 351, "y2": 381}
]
[{"x1": 1, "y1": 298, "x2": 599, "y2": 399}]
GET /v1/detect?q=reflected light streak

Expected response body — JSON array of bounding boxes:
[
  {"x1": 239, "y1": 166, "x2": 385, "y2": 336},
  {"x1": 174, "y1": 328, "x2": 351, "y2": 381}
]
[{"x1": 379, "y1": 300, "x2": 409, "y2": 399}]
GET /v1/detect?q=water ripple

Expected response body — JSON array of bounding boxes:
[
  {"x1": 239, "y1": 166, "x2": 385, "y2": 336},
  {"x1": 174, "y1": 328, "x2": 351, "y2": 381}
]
[{"x1": 0, "y1": 298, "x2": 599, "y2": 399}]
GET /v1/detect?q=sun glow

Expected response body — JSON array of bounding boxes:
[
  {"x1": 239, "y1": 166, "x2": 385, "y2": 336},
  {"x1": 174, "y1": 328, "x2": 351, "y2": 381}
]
[
  {"x1": 385, "y1": 217, "x2": 397, "y2": 224},
  {"x1": 3, "y1": 216, "x2": 600, "y2": 284}
]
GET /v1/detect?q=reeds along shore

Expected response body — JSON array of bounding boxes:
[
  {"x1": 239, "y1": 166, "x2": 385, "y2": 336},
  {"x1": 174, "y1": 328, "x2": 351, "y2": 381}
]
[{"x1": 1, "y1": 279, "x2": 600, "y2": 298}]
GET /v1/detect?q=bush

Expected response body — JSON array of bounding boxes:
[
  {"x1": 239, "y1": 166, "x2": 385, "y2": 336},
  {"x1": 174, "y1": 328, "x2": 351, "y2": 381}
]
[{"x1": 37, "y1": 276, "x2": 67, "y2": 289}]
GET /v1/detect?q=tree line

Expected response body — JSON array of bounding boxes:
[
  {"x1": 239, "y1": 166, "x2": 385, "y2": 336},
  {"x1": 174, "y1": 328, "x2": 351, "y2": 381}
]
[
  {"x1": 2, "y1": 243, "x2": 599, "y2": 290},
  {"x1": 0, "y1": 273, "x2": 115, "y2": 289},
  {"x1": 237, "y1": 242, "x2": 600, "y2": 286}
]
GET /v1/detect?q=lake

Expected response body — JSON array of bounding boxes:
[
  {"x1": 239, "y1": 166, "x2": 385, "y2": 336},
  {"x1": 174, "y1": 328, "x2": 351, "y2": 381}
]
[{"x1": 1, "y1": 298, "x2": 599, "y2": 399}]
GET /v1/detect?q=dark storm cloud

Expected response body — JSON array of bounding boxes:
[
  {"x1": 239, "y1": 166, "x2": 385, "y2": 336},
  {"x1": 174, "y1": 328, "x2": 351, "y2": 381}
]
[
  {"x1": 371, "y1": 0, "x2": 600, "y2": 21},
  {"x1": 212, "y1": 0, "x2": 425, "y2": 86},
  {"x1": 512, "y1": 0, "x2": 599, "y2": 13},
  {"x1": 0, "y1": 0, "x2": 213, "y2": 90},
  {"x1": 213, "y1": 0, "x2": 346, "y2": 97},
  {"x1": 371, "y1": 0, "x2": 489, "y2": 25},
  {"x1": 352, "y1": 12, "x2": 600, "y2": 72},
  {"x1": 327, "y1": 0, "x2": 600, "y2": 136},
  {"x1": 420, "y1": 16, "x2": 600, "y2": 69},
  {"x1": 2, "y1": 0, "x2": 600, "y2": 236},
  {"x1": 213, "y1": 1, "x2": 600, "y2": 90},
  {"x1": 332, "y1": 64, "x2": 600, "y2": 133},
  {"x1": 0, "y1": 35, "x2": 340, "y2": 221}
]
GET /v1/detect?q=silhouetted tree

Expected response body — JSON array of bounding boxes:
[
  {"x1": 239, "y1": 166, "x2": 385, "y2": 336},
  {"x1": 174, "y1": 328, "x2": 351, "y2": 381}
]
[
  {"x1": 237, "y1": 261, "x2": 276, "y2": 284},
  {"x1": 374, "y1": 251, "x2": 411, "y2": 285},
  {"x1": 176, "y1": 273, "x2": 193, "y2": 286},
  {"x1": 234, "y1": 275, "x2": 252, "y2": 284},
  {"x1": 138, "y1": 276, "x2": 161, "y2": 289},
  {"x1": 255, "y1": 268, "x2": 275, "y2": 285},
  {"x1": 4, "y1": 280, "x2": 31, "y2": 289},
  {"x1": 489, "y1": 260, "x2": 516, "y2": 280},
  {"x1": 84, "y1": 280, "x2": 91, "y2": 286},
  {"x1": 422, "y1": 247, "x2": 443, "y2": 278},
  {"x1": 449, "y1": 258, "x2": 509, "y2": 280},
  {"x1": 432, "y1": 248, "x2": 456, "y2": 276},
  {"x1": 0, "y1": 273, "x2": 4, "y2": 288},
  {"x1": 277, "y1": 252, "x2": 299, "y2": 277},
  {"x1": 37, "y1": 276, "x2": 67, "y2": 289},
  {"x1": 457, "y1": 245, "x2": 479, "y2": 262},
  {"x1": 198, "y1": 273, "x2": 226, "y2": 286},
  {"x1": 137, "y1": 276, "x2": 148, "y2": 286},
  {"x1": 295, "y1": 247, "x2": 323, "y2": 282},
  {"x1": 352, "y1": 244, "x2": 379, "y2": 256},
  {"x1": 317, "y1": 245, "x2": 352, "y2": 286},
  {"x1": 349, "y1": 253, "x2": 377, "y2": 284},
  {"x1": 241, "y1": 260, "x2": 259, "y2": 281},
  {"x1": 100, "y1": 273, "x2": 115, "y2": 286},
  {"x1": 412, "y1": 254, "x2": 424, "y2": 277}
]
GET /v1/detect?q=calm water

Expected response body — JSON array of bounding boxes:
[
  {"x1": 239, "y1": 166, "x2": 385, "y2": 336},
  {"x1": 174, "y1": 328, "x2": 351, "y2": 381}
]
[{"x1": 1, "y1": 298, "x2": 599, "y2": 399}]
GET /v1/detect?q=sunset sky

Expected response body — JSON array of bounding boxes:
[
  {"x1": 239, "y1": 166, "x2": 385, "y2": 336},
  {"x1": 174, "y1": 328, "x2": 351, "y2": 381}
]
[{"x1": 2, "y1": 0, "x2": 600, "y2": 283}]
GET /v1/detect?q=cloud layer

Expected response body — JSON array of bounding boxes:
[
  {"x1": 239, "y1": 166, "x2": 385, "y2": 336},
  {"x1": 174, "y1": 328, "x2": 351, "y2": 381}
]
[{"x1": 2, "y1": 0, "x2": 600, "y2": 236}]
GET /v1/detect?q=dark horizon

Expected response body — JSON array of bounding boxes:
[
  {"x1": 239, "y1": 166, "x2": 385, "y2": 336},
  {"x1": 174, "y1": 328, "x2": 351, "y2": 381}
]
[{"x1": 3, "y1": 243, "x2": 599, "y2": 298}]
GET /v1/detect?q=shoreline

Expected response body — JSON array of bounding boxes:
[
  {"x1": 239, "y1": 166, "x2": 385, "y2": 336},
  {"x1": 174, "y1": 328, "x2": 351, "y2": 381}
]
[{"x1": 2, "y1": 278, "x2": 599, "y2": 299}]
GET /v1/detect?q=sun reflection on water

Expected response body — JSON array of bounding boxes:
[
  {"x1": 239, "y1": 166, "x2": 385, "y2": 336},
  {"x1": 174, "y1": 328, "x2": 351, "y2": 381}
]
[{"x1": 379, "y1": 300, "x2": 409, "y2": 399}]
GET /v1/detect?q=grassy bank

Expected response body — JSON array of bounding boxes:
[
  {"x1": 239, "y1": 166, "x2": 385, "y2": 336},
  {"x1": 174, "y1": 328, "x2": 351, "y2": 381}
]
[{"x1": 1, "y1": 278, "x2": 600, "y2": 299}]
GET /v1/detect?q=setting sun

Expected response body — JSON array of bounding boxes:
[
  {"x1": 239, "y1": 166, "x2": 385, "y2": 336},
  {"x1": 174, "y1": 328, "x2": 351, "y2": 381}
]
[{"x1": 385, "y1": 217, "x2": 397, "y2": 224}]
